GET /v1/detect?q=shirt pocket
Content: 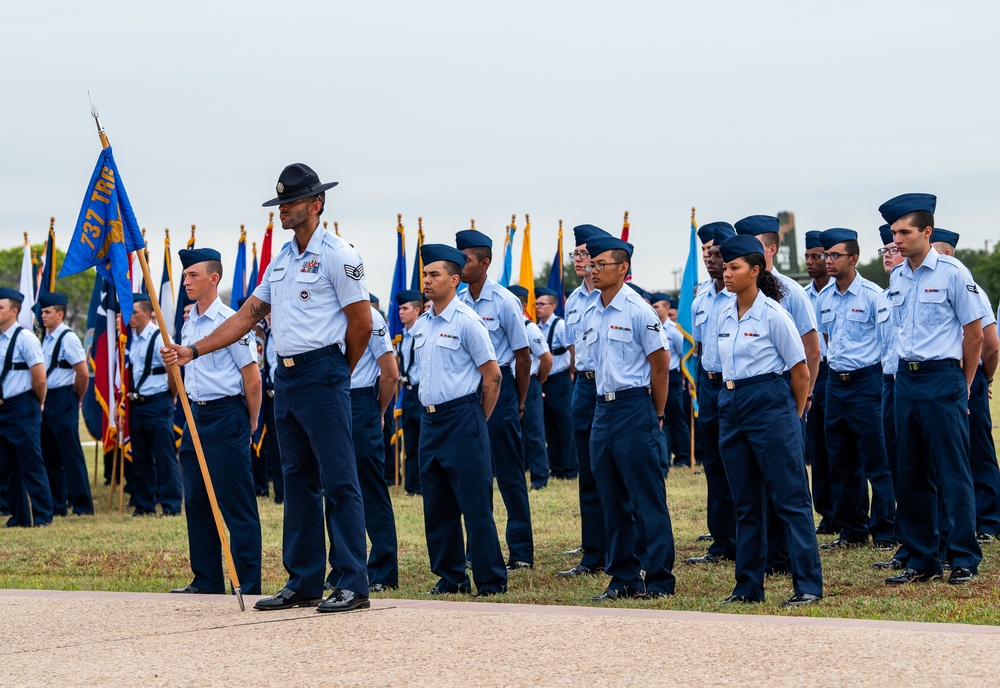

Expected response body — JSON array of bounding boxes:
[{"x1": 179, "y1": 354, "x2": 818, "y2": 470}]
[
  {"x1": 293, "y1": 270, "x2": 323, "y2": 309},
  {"x1": 434, "y1": 334, "x2": 463, "y2": 371},
  {"x1": 606, "y1": 326, "x2": 634, "y2": 364},
  {"x1": 845, "y1": 307, "x2": 871, "y2": 336},
  {"x1": 916, "y1": 289, "x2": 949, "y2": 326}
]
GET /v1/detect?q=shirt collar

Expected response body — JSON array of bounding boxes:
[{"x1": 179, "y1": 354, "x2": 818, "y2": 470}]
[
  {"x1": 727, "y1": 290, "x2": 766, "y2": 322},
  {"x1": 429, "y1": 295, "x2": 459, "y2": 322},
  {"x1": 0, "y1": 320, "x2": 17, "y2": 337},
  {"x1": 469, "y1": 278, "x2": 497, "y2": 303},
  {"x1": 191, "y1": 297, "x2": 223, "y2": 322},
  {"x1": 44, "y1": 322, "x2": 70, "y2": 340},
  {"x1": 291, "y1": 227, "x2": 326, "y2": 257},
  {"x1": 901, "y1": 246, "x2": 940, "y2": 277},
  {"x1": 597, "y1": 285, "x2": 630, "y2": 314}
]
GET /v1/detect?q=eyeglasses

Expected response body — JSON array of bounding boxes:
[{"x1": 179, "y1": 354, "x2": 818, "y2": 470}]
[
  {"x1": 584, "y1": 261, "x2": 623, "y2": 273},
  {"x1": 568, "y1": 250, "x2": 590, "y2": 259},
  {"x1": 877, "y1": 246, "x2": 900, "y2": 256},
  {"x1": 821, "y1": 252, "x2": 856, "y2": 261}
]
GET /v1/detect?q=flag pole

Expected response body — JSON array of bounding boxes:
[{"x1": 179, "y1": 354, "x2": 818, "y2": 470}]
[
  {"x1": 689, "y1": 206, "x2": 697, "y2": 474},
  {"x1": 89, "y1": 102, "x2": 246, "y2": 611}
]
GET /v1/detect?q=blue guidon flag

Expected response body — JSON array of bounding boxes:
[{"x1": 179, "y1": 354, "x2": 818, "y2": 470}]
[{"x1": 60, "y1": 147, "x2": 146, "y2": 322}]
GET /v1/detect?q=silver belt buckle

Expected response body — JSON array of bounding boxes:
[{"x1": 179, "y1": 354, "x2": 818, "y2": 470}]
[
  {"x1": 282, "y1": 357, "x2": 295, "y2": 368},
  {"x1": 839, "y1": 373, "x2": 851, "y2": 381},
  {"x1": 426, "y1": 404, "x2": 436, "y2": 413},
  {"x1": 908, "y1": 361, "x2": 919, "y2": 371},
  {"x1": 725, "y1": 380, "x2": 735, "y2": 390},
  {"x1": 196, "y1": 400, "x2": 207, "y2": 406},
  {"x1": 603, "y1": 392, "x2": 616, "y2": 402},
  {"x1": 267, "y1": 390, "x2": 274, "y2": 398}
]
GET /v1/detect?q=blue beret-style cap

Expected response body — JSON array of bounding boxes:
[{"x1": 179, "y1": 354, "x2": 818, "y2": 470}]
[
  {"x1": 931, "y1": 228, "x2": 959, "y2": 248},
  {"x1": 506, "y1": 284, "x2": 529, "y2": 298},
  {"x1": 878, "y1": 193, "x2": 937, "y2": 225},
  {"x1": 697, "y1": 225, "x2": 716, "y2": 245},
  {"x1": 819, "y1": 228, "x2": 858, "y2": 251},
  {"x1": 534, "y1": 286, "x2": 557, "y2": 298},
  {"x1": 649, "y1": 292, "x2": 671, "y2": 305},
  {"x1": 626, "y1": 283, "x2": 647, "y2": 298},
  {"x1": 572, "y1": 224, "x2": 611, "y2": 247},
  {"x1": 178, "y1": 248, "x2": 222, "y2": 269},
  {"x1": 878, "y1": 224, "x2": 894, "y2": 246},
  {"x1": 719, "y1": 235, "x2": 765, "y2": 263},
  {"x1": 368, "y1": 294, "x2": 380, "y2": 305},
  {"x1": 0, "y1": 287, "x2": 25, "y2": 302},
  {"x1": 734, "y1": 215, "x2": 780, "y2": 236},
  {"x1": 38, "y1": 292, "x2": 69, "y2": 308},
  {"x1": 455, "y1": 229, "x2": 493, "y2": 250},
  {"x1": 132, "y1": 293, "x2": 152, "y2": 303},
  {"x1": 804, "y1": 231, "x2": 823, "y2": 250},
  {"x1": 586, "y1": 234, "x2": 633, "y2": 259},
  {"x1": 700, "y1": 222, "x2": 735, "y2": 245},
  {"x1": 394, "y1": 289, "x2": 423, "y2": 305},
  {"x1": 421, "y1": 243, "x2": 468, "y2": 269}
]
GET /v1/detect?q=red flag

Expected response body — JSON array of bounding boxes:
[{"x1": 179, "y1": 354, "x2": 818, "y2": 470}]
[{"x1": 257, "y1": 212, "x2": 274, "y2": 286}]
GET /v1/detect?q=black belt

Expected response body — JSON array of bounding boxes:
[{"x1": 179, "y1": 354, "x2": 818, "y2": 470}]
[
  {"x1": 279, "y1": 344, "x2": 341, "y2": 369},
  {"x1": 898, "y1": 359, "x2": 958, "y2": 373},
  {"x1": 129, "y1": 391, "x2": 169, "y2": 404},
  {"x1": 577, "y1": 370, "x2": 596, "y2": 380},
  {"x1": 883, "y1": 374, "x2": 896, "y2": 383},
  {"x1": 596, "y1": 387, "x2": 650, "y2": 404},
  {"x1": 0, "y1": 390, "x2": 35, "y2": 406},
  {"x1": 724, "y1": 372, "x2": 780, "y2": 390},
  {"x1": 424, "y1": 392, "x2": 478, "y2": 414},
  {"x1": 48, "y1": 385, "x2": 76, "y2": 393},
  {"x1": 190, "y1": 394, "x2": 242, "y2": 407},
  {"x1": 547, "y1": 370, "x2": 571, "y2": 381},
  {"x1": 350, "y1": 384, "x2": 378, "y2": 398},
  {"x1": 829, "y1": 363, "x2": 881, "y2": 383},
  {"x1": 704, "y1": 370, "x2": 723, "y2": 380}
]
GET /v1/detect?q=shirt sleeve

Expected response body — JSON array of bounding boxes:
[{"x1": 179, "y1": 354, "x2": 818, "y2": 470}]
[
  {"x1": 62, "y1": 332, "x2": 87, "y2": 366},
  {"x1": 783, "y1": 286, "x2": 819, "y2": 337},
  {"x1": 526, "y1": 323, "x2": 549, "y2": 357},
  {"x1": 463, "y1": 313, "x2": 498, "y2": 367},
  {"x1": 20, "y1": 332, "x2": 45, "y2": 367},
  {"x1": 770, "y1": 307, "x2": 807, "y2": 370},
  {"x1": 635, "y1": 303, "x2": 666, "y2": 357},
  {"x1": 952, "y1": 265, "x2": 989, "y2": 326},
  {"x1": 228, "y1": 330, "x2": 257, "y2": 369},
  {"x1": 252, "y1": 262, "x2": 273, "y2": 304},
  {"x1": 978, "y1": 288, "x2": 996, "y2": 327},
  {"x1": 369, "y1": 310, "x2": 393, "y2": 359},
  {"x1": 500, "y1": 293, "x2": 530, "y2": 351},
  {"x1": 329, "y1": 244, "x2": 369, "y2": 308}
]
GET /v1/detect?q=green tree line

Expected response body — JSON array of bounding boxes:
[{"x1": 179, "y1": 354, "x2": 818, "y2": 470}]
[{"x1": 0, "y1": 244, "x2": 95, "y2": 338}]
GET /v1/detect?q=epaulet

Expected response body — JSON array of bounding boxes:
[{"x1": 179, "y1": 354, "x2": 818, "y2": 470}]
[
  {"x1": 890, "y1": 262, "x2": 905, "y2": 274},
  {"x1": 322, "y1": 231, "x2": 347, "y2": 250},
  {"x1": 937, "y1": 254, "x2": 966, "y2": 271},
  {"x1": 279, "y1": 240, "x2": 292, "y2": 253},
  {"x1": 859, "y1": 279, "x2": 882, "y2": 295},
  {"x1": 817, "y1": 280, "x2": 835, "y2": 294}
]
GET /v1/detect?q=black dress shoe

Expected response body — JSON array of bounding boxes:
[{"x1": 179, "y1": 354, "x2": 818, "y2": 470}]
[
  {"x1": 563, "y1": 546, "x2": 584, "y2": 556},
  {"x1": 782, "y1": 593, "x2": 821, "y2": 607},
  {"x1": 948, "y1": 567, "x2": 976, "y2": 585},
  {"x1": 644, "y1": 591, "x2": 674, "y2": 599},
  {"x1": 317, "y1": 588, "x2": 370, "y2": 613},
  {"x1": 506, "y1": 560, "x2": 532, "y2": 571},
  {"x1": 170, "y1": 584, "x2": 205, "y2": 594},
  {"x1": 885, "y1": 568, "x2": 941, "y2": 585},
  {"x1": 423, "y1": 584, "x2": 471, "y2": 595},
  {"x1": 473, "y1": 588, "x2": 505, "y2": 598},
  {"x1": 872, "y1": 540, "x2": 896, "y2": 552},
  {"x1": 686, "y1": 553, "x2": 727, "y2": 565},
  {"x1": 820, "y1": 537, "x2": 866, "y2": 550},
  {"x1": 589, "y1": 587, "x2": 644, "y2": 602},
  {"x1": 369, "y1": 583, "x2": 396, "y2": 593},
  {"x1": 873, "y1": 558, "x2": 905, "y2": 570},
  {"x1": 695, "y1": 533, "x2": 714, "y2": 542},
  {"x1": 131, "y1": 509, "x2": 154, "y2": 517},
  {"x1": 815, "y1": 525, "x2": 837, "y2": 535},
  {"x1": 719, "y1": 594, "x2": 759, "y2": 605},
  {"x1": 557, "y1": 564, "x2": 602, "y2": 578},
  {"x1": 977, "y1": 532, "x2": 996, "y2": 544},
  {"x1": 253, "y1": 587, "x2": 322, "y2": 610}
]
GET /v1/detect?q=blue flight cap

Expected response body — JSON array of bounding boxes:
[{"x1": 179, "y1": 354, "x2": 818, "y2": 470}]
[
  {"x1": 534, "y1": 286, "x2": 557, "y2": 299},
  {"x1": 394, "y1": 289, "x2": 422, "y2": 305},
  {"x1": 369, "y1": 294, "x2": 380, "y2": 305},
  {"x1": 0, "y1": 287, "x2": 25, "y2": 302},
  {"x1": 700, "y1": 222, "x2": 734, "y2": 245},
  {"x1": 38, "y1": 292, "x2": 69, "y2": 308},
  {"x1": 932, "y1": 228, "x2": 959, "y2": 248},
  {"x1": 455, "y1": 229, "x2": 493, "y2": 250},
  {"x1": 669, "y1": 298, "x2": 678, "y2": 309},
  {"x1": 734, "y1": 215, "x2": 780, "y2": 236},
  {"x1": 719, "y1": 235, "x2": 765, "y2": 263},
  {"x1": 421, "y1": 243, "x2": 468, "y2": 269},
  {"x1": 132, "y1": 293, "x2": 152, "y2": 303},
  {"x1": 649, "y1": 292, "x2": 671, "y2": 305},
  {"x1": 819, "y1": 228, "x2": 858, "y2": 251},
  {"x1": 878, "y1": 193, "x2": 936, "y2": 225},
  {"x1": 586, "y1": 234, "x2": 633, "y2": 260},
  {"x1": 573, "y1": 224, "x2": 610, "y2": 247},
  {"x1": 804, "y1": 231, "x2": 823, "y2": 250},
  {"x1": 878, "y1": 224, "x2": 894, "y2": 246},
  {"x1": 506, "y1": 284, "x2": 529, "y2": 298},
  {"x1": 697, "y1": 225, "x2": 716, "y2": 245},
  {"x1": 178, "y1": 248, "x2": 222, "y2": 269},
  {"x1": 626, "y1": 283, "x2": 647, "y2": 298}
]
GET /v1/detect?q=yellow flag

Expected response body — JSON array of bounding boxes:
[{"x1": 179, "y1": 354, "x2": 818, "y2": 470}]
[{"x1": 518, "y1": 214, "x2": 535, "y2": 320}]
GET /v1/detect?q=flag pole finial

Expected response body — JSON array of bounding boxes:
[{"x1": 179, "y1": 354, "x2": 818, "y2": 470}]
[
  {"x1": 624, "y1": 210, "x2": 629, "y2": 222},
  {"x1": 164, "y1": 228, "x2": 170, "y2": 238},
  {"x1": 397, "y1": 212, "x2": 402, "y2": 223},
  {"x1": 190, "y1": 224, "x2": 196, "y2": 235},
  {"x1": 470, "y1": 218, "x2": 476, "y2": 230},
  {"x1": 559, "y1": 219, "x2": 563, "y2": 231},
  {"x1": 418, "y1": 216, "x2": 423, "y2": 231},
  {"x1": 252, "y1": 241, "x2": 256, "y2": 251},
  {"x1": 141, "y1": 227, "x2": 146, "y2": 240},
  {"x1": 511, "y1": 214, "x2": 516, "y2": 225},
  {"x1": 240, "y1": 224, "x2": 246, "y2": 239},
  {"x1": 333, "y1": 221, "x2": 339, "y2": 236},
  {"x1": 268, "y1": 211, "x2": 274, "y2": 222},
  {"x1": 691, "y1": 206, "x2": 696, "y2": 219},
  {"x1": 49, "y1": 217, "x2": 55, "y2": 230},
  {"x1": 23, "y1": 231, "x2": 28, "y2": 246}
]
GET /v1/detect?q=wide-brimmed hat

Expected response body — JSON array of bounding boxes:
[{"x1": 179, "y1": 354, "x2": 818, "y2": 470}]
[{"x1": 262, "y1": 163, "x2": 339, "y2": 207}]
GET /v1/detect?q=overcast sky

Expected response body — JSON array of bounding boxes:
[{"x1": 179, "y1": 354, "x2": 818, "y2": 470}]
[{"x1": 3, "y1": 1, "x2": 998, "y2": 299}]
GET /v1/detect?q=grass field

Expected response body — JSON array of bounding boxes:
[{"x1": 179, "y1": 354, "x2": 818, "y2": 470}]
[{"x1": 2, "y1": 403, "x2": 1000, "y2": 625}]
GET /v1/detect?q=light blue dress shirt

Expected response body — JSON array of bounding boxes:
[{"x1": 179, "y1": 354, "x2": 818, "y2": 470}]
[
  {"x1": 0, "y1": 322, "x2": 44, "y2": 398},
  {"x1": 581, "y1": 286, "x2": 665, "y2": 396},
  {"x1": 458, "y1": 277, "x2": 529, "y2": 369},
  {"x1": 691, "y1": 280, "x2": 734, "y2": 374},
  {"x1": 806, "y1": 280, "x2": 831, "y2": 359},
  {"x1": 252, "y1": 228, "x2": 369, "y2": 357},
  {"x1": 130, "y1": 323, "x2": 168, "y2": 396},
  {"x1": 263, "y1": 328, "x2": 277, "y2": 385},
  {"x1": 875, "y1": 288, "x2": 898, "y2": 376},
  {"x1": 888, "y1": 248, "x2": 988, "y2": 362},
  {"x1": 816, "y1": 273, "x2": 883, "y2": 372},
  {"x1": 525, "y1": 319, "x2": 549, "y2": 376},
  {"x1": 977, "y1": 285, "x2": 996, "y2": 366},
  {"x1": 537, "y1": 314, "x2": 570, "y2": 375},
  {"x1": 771, "y1": 267, "x2": 819, "y2": 336},
  {"x1": 43, "y1": 323, "x2": 86, "y2": 389},
  {"x1": 399, "y1": 319, "x2": 425, "y2": 387},
  {"x1": 717, "y1": 290, "x2": 806, "y2": 381},
  {"x1": 181, "y1": 297, "x2": 257, "y2": 402},
  {"x1": 352, "y1": 307, "x2": 393, "y2": 389},
  {"x1": 565, "y1": 283, "x2": 601, "y2": 372},
  {"x1": 415, "y1": 296, "x2": 497, "y2": 406},
  {"x1": 663, "y1": 319, "x2": 683, "y2": 371}
]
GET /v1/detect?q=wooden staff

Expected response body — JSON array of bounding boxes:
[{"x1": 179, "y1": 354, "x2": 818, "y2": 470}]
[{"x1": 90, "y1": 100, "x2": 245, "y2": 611}]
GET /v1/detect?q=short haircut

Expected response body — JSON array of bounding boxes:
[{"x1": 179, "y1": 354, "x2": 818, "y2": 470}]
[
  {"x1": 1, "y1": 298, "x2": 22, "y2": 314},
  {"x1": 204, "y1": 259, "x2": 224, "y2": 280},
  {"x1": 758, "y1": 232, "x2": 780, "y2": 249},
  {"x1": 841, "y1": 240, "x2": 860, "y2": 256},
  {"x1": 466, "y1": 246, "x2": 492, "y2": 263},
  {"x1": 441, "y1": 261, "x2": 462, "y2": 277},
  {"x1": 535, "y1": 295, "x2": 556, "y2": 305},
  {"x1": 50, "y1": 304, "x2": 67, "y2": 316},
  {"x1": 134, "y1": 300, "x2": 153, "y2": 314},
  {"x1": 898, "y1": 210, "x2": 934, "y2": 231},
  {"x1": 609, "y1": 248, "x2": 630, "y2": 266},
  {"x1": 316, "y1": 191, "x2": 326, "y2": 216}
]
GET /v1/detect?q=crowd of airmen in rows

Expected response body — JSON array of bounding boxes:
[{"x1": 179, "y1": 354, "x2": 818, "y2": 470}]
[{"x1": 1, "y1": 164, "x2": 995, "y2": 611}]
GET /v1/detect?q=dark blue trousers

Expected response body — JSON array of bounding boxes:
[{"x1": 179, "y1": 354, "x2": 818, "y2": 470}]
[
  {"x1": 179, "y1": 396, "x2": 262, "y2": 594},
  {"x1": 261, "y1": 391, "x2": 284, "y2": 503},
  {"x1": 274, "y1": 350, "x2": 369, "y2": 598},
  {"x1": 590, "y1": 394, "x2": 676, "y2": 595},
  {"x1": 487, "y1": 366, "x2": 533, "y2": 564},
  {"x1": 894, "y1": 362, "x2": 981, "y2": 574},
  {"x1": 666, "y1": 369, "x2": 691, "y2": 465},
  {"x1": 882, "y1": 374, "x2": 909, "y2": 562},
  {"x1": 572, "y1": 375, "x2": 606, "y2": 570},
  {"x1": 696, "y1": 371, "x2": 736, "y2": 559},
  {"x1": 41, "y1": 386, "x2": 93, "y2": 515},
  {"x1": 543, "y1": 371, "x2": 577, "y2": 478},
  {"x1": 825, "y1": 367, "x2": 895, "y2": 544},
  {"x1": 969, "y1": 367, "x2": 1000, "y2": 536},
  {"x1": 420, "y1": 396, "x2": 507, "y2": 594},
  {"x1": 401, "y1": 385, "x2": 422, "y2": 495},
  {"x1": 521, "y1": 375, "x2": 548, "y2": 488},
  {"x1": 0, "y1": 392, "x2": 53, "y2": 527},
  {"x1": 129, "y1": 393, "x2": 182, "y2": 515},
  {"x1": 719, "y1": 377, "x2": 822, "y2": 600},
  {"x1": 328, "y1": 390, "x2": 398, "y2": 588},
  {"x1": 806, "y1": 361, "x2": 834, "y2": 531}
]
